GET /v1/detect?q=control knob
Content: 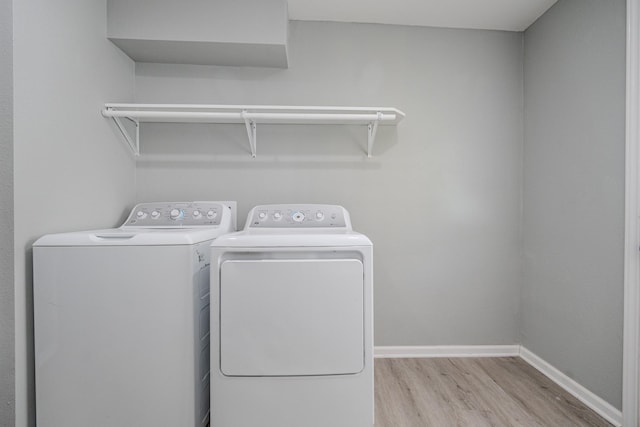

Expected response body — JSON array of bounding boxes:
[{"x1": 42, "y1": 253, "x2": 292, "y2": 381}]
[
  {"x1": 151, "y1": 211, "x2": 160, "y2": 219},
  {"x1": 207, "y1": 210, "x2": 217, "y2": 219},
  {"x1": 292, "y1": 211, "x2": 305, "y2": 223},
  {"x1": 170, "y1": 208, "x2": 183, "y2": 220},
  {"x1": 193, "y1": 210, "x2": 202, "y2": 219},
  {"x1": 273, "y1": 212, "x2": 282, "y2": 220},
  {"x1": 315, "y1": 211, "x2": 324, "y2": 221}
]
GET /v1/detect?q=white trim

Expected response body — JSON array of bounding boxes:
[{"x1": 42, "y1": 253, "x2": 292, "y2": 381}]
[
  {"x1": 625, "y1": 0, "x2": 640, "y2": 426},
  {"x1": 519, "y1": 347, "x2": 623, "y2": 427},
  {"x1": 374, "y1": 345, "x2": 520, "y2": 359}
]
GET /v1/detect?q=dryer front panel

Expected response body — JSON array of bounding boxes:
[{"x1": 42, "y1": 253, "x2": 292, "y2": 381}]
[{"x1": 219, "y1": 258, "x2": 364, "y2": 377}]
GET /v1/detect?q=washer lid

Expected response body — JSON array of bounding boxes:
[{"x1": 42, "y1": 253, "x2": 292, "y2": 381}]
[{"x1": 33, "y1": 227, "x2": 232, "y2": 247}]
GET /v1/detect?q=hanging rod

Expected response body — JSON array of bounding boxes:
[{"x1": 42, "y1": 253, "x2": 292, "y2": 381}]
[{"x1": 102, "y1": 104, "x2": 405, "y2": 158}]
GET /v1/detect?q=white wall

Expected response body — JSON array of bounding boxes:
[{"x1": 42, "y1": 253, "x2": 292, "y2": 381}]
[
  {"x1": 522, "y1": 0, "x2": 626, "y2": 409},
  {"x1": 12, "y1": 0, "x2": 136, "y2": 425},
  {"x1": 134, "y1": 21, "x2": 524, "y2": 346},
  {"x1": 0, "y1": 0, "x2": 14, "y2": 425}
]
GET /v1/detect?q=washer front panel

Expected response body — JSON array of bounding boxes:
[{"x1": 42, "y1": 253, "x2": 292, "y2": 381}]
[
  {"x1": 220, "y1": 258, "x2": 364, "y2": 377},
  {"x1": 124, "y1": 202, "x2": 225, "y2": 227}
]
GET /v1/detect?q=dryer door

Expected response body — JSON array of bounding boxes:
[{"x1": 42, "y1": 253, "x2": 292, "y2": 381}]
[{"x1": 220, "y1": 258, "x2": 364, "y2": 376}]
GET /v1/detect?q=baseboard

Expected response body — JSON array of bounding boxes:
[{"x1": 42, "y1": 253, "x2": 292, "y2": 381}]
[
  {"x1": 519, "y1": 347, "x2": 622, "y2": 427},
  {"x1": 374, "y1": 345, "x2": 521, "y2": 358}
]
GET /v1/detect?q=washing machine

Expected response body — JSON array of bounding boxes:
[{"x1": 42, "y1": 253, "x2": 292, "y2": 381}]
[
  {"x1": 210, "y1": 204, "x2": 373, "y2": 427},
  {"x1": 33, "y1": 201, "x2": 236, "y2": 427}
]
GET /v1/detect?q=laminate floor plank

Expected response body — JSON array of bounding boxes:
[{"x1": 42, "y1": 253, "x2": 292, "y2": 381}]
[
  {"x1": 476, "y1": 357, "x2": 579, "y2": 426},
  {"x1": 443, "y1": 358, "x2": 544, "y2": 427},
  {"x1": 374, "y1": 357, "x2": 614, "y2": 427},
  {"x1": 428, "y1": 358, "x2": 502, "y2": 427},
  {"x1": 375, "y1": 359, "x2": 426, "y2": 425},
  {"x1": 376, "y1": 358, "x2": 453, "y2": 425},
  {"x1": 476, "y1": 357, "x2": 612, "y2": 427}
]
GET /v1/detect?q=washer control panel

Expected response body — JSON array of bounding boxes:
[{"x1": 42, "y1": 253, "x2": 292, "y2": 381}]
[
  {"x1": 124, "y1": 202, "x2": 225, "y2": 227},
  {"x1": 248, "y1": 204, "x2": 347, "y2": 228}
]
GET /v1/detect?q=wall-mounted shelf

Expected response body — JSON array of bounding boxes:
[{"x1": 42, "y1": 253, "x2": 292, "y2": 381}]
[{"x1": 102, "y1": 103, "x2": 405, "y2": 158}]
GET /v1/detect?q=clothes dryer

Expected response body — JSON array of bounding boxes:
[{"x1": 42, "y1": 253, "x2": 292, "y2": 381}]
[
  {"x1": 210, "y1": 204, "x2": 373, "y2": 427},
  {"x1": 33, "y1": 201, "x2": 236, "y2": 427}
]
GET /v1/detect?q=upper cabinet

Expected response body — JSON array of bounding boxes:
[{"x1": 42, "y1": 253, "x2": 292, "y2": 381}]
[{"x1": 106, "y1": 0, "x2": 289, "y2": 68}]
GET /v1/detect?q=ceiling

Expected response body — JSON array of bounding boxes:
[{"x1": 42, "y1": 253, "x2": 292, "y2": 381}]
[{"x1": 287, "y1": 0, "x2": 558, "y2": 32}]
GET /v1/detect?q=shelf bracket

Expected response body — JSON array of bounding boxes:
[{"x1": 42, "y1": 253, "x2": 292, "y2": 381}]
[
  {"x1": 242, "y1": 110, "x2": 257, "y2": 158},
  {"x1": 367, "y1": 112, "x2": 382, "y2": 158},
  {"x1": 112, "y1": 115, "x2": 140, "y2": 156}
]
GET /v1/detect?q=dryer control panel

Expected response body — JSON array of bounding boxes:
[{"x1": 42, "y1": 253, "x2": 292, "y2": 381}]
[
  {"x1": 123, "y1": 202, "x2": 226, "y2": 227},
  {"x1": 248, "y1": 204, "x2": 348, "y2": 228}
]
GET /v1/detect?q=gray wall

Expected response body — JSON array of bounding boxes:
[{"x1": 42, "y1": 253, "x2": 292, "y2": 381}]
[
  {"x1": 522, "y1": 0, "x2": 626, "y2": 409},
  {"x1": 135, "y1": 21, "x2": 524, "y2": 347},
  {"x1": 0, "y1": 0, "x2": 14, "y2": 425},
  {"x1": 12, "y1": 0, "x2": 136, "y2": 425}
]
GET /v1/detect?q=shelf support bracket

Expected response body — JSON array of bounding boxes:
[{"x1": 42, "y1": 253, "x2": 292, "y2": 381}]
[
  {"x1": 242, "y1": 110, "x2": 257, "y2": 158},
  {"x1": 367, "y1": 112, "x2": 382, "y2": 158},
  {"x1": 112, "y1": 115, "x2": 140, "y2": 156}
]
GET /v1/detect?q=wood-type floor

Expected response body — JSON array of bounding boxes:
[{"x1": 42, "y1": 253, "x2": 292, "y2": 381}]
[{"x1": 374, "y1": 357, "x2": 614, "y2": 427}]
